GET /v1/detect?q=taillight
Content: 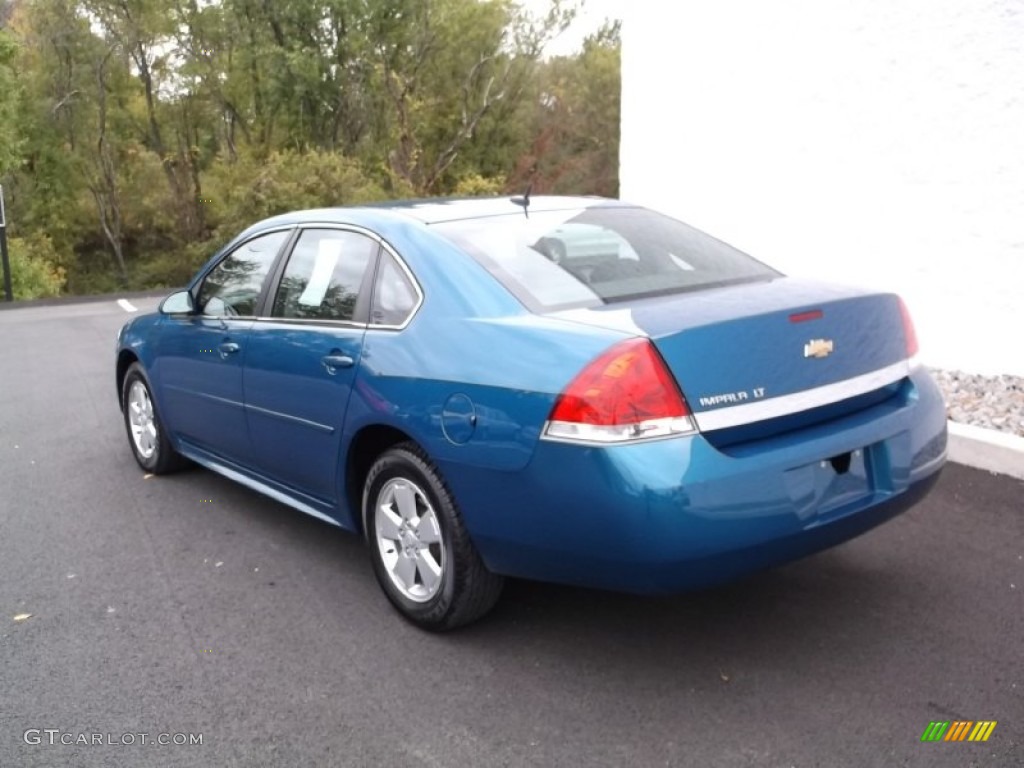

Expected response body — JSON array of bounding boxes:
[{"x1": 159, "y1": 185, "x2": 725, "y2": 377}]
[
  {"x1": 898, "y1": 297, "x2": 919, "y2": 362},
  {"x1": 543, "y1": 338, "x2": 696, "y2": 443}
]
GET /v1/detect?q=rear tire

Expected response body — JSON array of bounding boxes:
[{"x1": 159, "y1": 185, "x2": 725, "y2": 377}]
[
  {"x1": 121, "y1": 363, "x2": 188, "y2": 474},
  {"x1": 364, "y1": 443, "x2": 504, "y2": 631}
]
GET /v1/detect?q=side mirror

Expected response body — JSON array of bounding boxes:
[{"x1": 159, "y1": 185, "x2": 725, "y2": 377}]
[{"x1": 160, "y1": 290, "x2": 195, "y2": 315}]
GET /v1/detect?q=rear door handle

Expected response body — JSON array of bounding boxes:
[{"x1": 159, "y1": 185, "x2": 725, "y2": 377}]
[
  {"x1": 218, "y1": 342, "x2": 240, "y2": 358},
  {"x1": 321, "y1": 354, "x2": 354, "y2": 374}
]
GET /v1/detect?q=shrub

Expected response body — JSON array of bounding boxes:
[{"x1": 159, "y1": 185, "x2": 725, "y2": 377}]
[
  {"x1": 202, "y1": 149, "x2": 391, "y2": 237},
  {"x1": 5, "y1": 233, "x2": 66, "y2": 299},
  {"x1": 452, "y1": 173, "x2": 506, "y2": 197},
  {"x1": 129, "y1": 250, "x2": 195, "y2": 291}
]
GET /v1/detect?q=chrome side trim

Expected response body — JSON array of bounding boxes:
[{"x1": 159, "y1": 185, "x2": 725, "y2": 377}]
[
  {"x1": 245, "y1": 402, "x2": 335, "y2": 434},
  {"x1": 693, "y1": 359, "x2": 911, "y2": 432},
  {"x1": 197, "y1": 222, "x2": 425, "y2": 331},
  {"x1": 164, "y1": 384, "x2": 245, "y2": 410},
  {"x1": 250, "y1": 316, "x2": 366, "y2": 330},
  {"x1": 181, "y1": 448, "x2": 342, "y2": 528},
  {"x1": 196, "y1": 224, "x2": 298, "y2": 320},
  {"x1": 283, "y1": 222, "x2": 425, "y2": 332},
  {"x1": 369, "y1": 240, "x2": 425, "y2": 331}
]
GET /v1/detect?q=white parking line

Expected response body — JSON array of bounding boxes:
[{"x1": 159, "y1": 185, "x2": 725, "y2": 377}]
[{"x1": 117, "y1": 298, "x2": 138, "y2": 313}]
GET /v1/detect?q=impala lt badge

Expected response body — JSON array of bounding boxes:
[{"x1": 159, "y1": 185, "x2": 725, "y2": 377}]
[{"x1": 804, "y1": 338, "x2": 834, "y2": 358}]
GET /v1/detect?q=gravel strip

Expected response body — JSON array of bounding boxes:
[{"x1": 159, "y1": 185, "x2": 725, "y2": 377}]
[{"x1": 929, "y1": 368, "x2": 1024, "y2": 438}]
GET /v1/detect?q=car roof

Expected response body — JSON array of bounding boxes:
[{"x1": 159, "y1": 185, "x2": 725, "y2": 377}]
[
  {"x1": 362, "y1": 195, "x2": 627, "y2": 224},
  {"x1": 247, "y1": 195, "x2": 632, "y2": 233}
]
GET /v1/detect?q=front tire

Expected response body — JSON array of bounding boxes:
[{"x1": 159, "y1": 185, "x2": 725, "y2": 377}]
[
  {"x1": 364, "y1": 443, "x2": 503, "y2": 631},
  {"x1": 121, "y1": 363, "x2": 187, "y2": 474}
]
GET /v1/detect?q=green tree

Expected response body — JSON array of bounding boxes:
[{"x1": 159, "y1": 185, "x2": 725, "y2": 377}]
[
  {"x1": 509, "y1": 19, "x2": 621, "y2": 197},
  {"x1": 0, "y1": 28, "x2": 23, "y2": 175},
  {"x1": 368, "y1": 0, "x2": 575, "y2": 194},
  {"x1": 3, "y1": 0, "x2": 620, "y2": 296}
]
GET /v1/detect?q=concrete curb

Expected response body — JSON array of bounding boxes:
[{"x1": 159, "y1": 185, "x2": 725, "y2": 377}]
[{"x1": 947, "y1": 420, "x2": 1024, "y2": 481}]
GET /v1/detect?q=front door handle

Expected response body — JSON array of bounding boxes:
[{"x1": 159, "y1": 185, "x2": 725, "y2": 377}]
[
  {"x1": 219, "y1": 341, "x2": 240, "y2": 358},
  {"x1": 321, "y1": 354, "x2": 354, "y2": 374}
]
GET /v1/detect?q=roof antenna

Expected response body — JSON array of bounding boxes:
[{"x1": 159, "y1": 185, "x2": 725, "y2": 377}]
[{"x1": 510, "y1": 165, "x2": 536, "y2": 218}]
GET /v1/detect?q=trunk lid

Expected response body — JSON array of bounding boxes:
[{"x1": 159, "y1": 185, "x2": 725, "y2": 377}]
[{"x1": 551, "y1": 277, "x2": 911, "y2": 436}]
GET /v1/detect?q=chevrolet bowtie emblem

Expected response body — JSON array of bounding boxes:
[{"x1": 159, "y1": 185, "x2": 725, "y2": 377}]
[{"x1": 804, "y1": 338, "x2": 834, "y2": 358}]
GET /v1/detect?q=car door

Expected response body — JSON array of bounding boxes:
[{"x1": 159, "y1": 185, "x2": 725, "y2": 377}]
[
  {"x1": 156, "y1": 228, "x2": 291, "y2": 463},
  {"x1": 242, "y1": 227, "x2": 379, "y2": 501}
]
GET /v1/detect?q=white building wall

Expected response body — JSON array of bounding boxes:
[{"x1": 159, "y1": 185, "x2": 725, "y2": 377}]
[{"x1": 621, "y1": 1, "x2": 1024, "y2": 375}]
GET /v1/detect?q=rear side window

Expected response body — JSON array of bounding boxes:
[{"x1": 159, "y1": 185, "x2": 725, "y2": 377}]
[
  {"x1": 272, "y1": 229, "x2": 377, "y2": 322},
  {"x1": 370, "y1": 252, "x2": 419, "y2": 327},
  {"x1": 433, "y1": 207, "x2": 779, "y2": 312}
]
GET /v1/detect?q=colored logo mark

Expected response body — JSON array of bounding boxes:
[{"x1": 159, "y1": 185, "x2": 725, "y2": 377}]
[
  {"x1": 921, "y1": 721, "x2": 997, "y2": 742},
  {"x1": 803, "y1": 338, "x2": 835, "y2": 359}
]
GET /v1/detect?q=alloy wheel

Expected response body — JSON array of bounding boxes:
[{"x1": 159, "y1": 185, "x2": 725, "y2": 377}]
[
  {"x1": 127, "y1": 380, "x2": 157, "y2": 459},
  {"x1": 374, "y1": 477, "x2": 446, "y2": 602}
]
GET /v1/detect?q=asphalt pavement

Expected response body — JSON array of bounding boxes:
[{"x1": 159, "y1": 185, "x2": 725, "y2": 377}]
[{"x1": 1, "y1": 297, "x2": 1021, "y2": 768}]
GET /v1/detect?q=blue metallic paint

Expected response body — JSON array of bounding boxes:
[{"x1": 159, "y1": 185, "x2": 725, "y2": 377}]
[
  {"x1": 554, "y1": 278, "x2": 910, "y2": 411},
  {"x1": 439, "y1": 367, "x2": 945, "y2": 592},
  {"x1": 243, "y1": 321, "x2": 365, "y2": 500},
  {"x1": 116, "y1": 198, "x2": 948, "y2": 596},
  {"x1": 154, "y1": 316, "x2": 255, "y2": 461}
]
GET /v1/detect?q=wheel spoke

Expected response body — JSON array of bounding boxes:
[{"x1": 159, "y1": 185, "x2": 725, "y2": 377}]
[
  {"x1": 416, "y1": 551, "x2": 442, "y2": 592},
  {"x1": 394, "y1": 483, "x2": 418, "y2": 521},
  {"x1": 415, "y1": 509, "x2": 441, "y2": 544},
  {"x1": 392, "y1": 553, "x2": 416, "y2": 590},
  {"x1": 376, "y1": 504, "x2": 402, "y2": 541}
]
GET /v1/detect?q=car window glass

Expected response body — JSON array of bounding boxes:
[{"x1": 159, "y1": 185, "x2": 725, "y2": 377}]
[
  {"x1": 272, "y1": 229, "x2": 376, "y2": 321},
  {"x1": 434, "y1": 208, "x2": 779, "y2": 312},
  {"x1": 197, "y1": 230, "x2": 289, "y2": 316},
  {"x1": 371, "y1": 252, "x2": 418, "y2": 326}
]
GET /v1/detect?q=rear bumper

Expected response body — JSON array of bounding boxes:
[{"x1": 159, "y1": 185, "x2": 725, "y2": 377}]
[
  {"x1": 618, "y1": 467, "x2": 942, "y2": 593},
  {"x1": 445, "y1": 367, "x2": 947, "y2": 593}
]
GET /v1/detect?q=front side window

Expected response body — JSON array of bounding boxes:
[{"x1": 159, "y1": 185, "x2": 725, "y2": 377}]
[
  {"x1": 433, "y1": 207, "x2": 779, "y2": 312},
  {"x1": 272, "y1": 229, "x2": 377, "y2": 322},
  {"x1": 197, "y1": 230, "x2": 289, "y2": 316}
]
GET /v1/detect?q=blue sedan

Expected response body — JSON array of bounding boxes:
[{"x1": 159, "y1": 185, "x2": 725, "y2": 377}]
[{"x1": 115, "y1": 196, "x2": 947, "y2": 630}]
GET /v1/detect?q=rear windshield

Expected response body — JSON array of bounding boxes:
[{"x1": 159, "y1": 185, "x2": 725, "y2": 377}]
[{"x1": 433, "y1": 206, "x2": 779, "y2": 312}]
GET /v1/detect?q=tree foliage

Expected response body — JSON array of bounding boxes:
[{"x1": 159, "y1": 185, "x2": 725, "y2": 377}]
[
  {"x1": 7, "y1": 233, "x2": 68, "y2": 299},
  {"x1": 1, "y1": 0, "x2": 620, "y2": 295},
  {"x1": 0, "y1": 27, "x2": 23, "y2": 175}
]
